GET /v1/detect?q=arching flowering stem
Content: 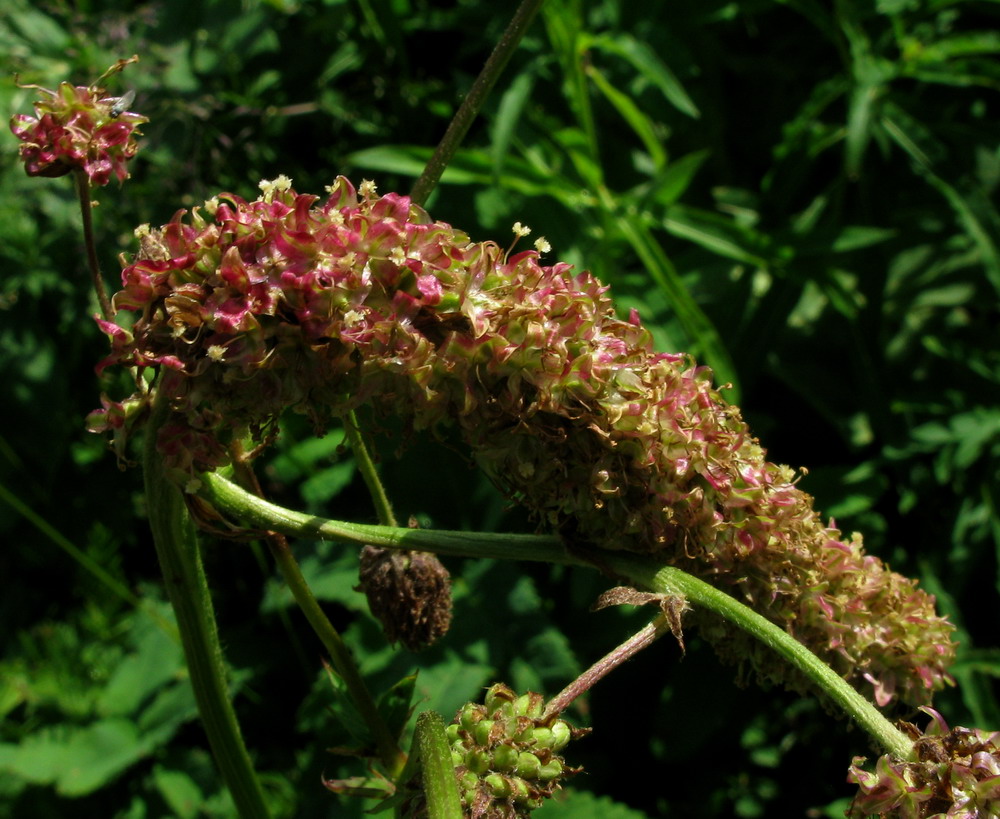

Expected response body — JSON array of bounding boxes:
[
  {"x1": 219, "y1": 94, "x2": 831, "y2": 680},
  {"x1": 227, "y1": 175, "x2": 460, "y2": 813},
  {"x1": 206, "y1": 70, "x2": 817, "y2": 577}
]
[{"x1": 90, "y1": 175, "x2": 956, "y2": 708}]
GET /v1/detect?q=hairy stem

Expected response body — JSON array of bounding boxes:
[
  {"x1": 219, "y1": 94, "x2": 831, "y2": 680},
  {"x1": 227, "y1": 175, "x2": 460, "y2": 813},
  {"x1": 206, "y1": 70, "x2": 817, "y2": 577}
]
[
  {"x1": 73, "y1": 168, "x2": 114, "y2": 320},
  {"x1": 542, "y1": 614, "x2": 672, "y2": 721},
  {"x1": 415, "y1": 711, "x2": 464, "y2": 819},
  {"x1": 143, "y1": 394, "x2": 271, "y2": 818},
  {"x1": 409, "y1": 0, "x2": 545, "y2": 207},
  {"x1": 605, "y1": 554, "x2": 916, "y2": 760},
  {"x1": 200, "y1": 470, "x2": 916, "y2": 760}
]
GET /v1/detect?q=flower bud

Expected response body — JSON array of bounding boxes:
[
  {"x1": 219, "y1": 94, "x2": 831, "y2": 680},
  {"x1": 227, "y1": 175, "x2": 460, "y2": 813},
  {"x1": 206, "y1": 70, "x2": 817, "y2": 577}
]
[
  {"x1": 483, "y1": 773, "x2": 510, "y2": 797},
  {"x1": 550, "y1": 721, "x2": 572, "y2": 752},
  {"x1": 431, "y1": 685, "x2": 582, "y2": 816},
  {"x1": 492, "y1": 744, "x2": 519, "y2": 771}
]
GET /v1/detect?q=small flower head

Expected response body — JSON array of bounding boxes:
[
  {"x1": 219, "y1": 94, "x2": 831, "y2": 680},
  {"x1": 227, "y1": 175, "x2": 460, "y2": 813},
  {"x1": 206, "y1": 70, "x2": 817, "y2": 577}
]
[
  {"x1": 402, "y1": 684, "x2": 584, "y2": 818},
  {"x1": 848, "y1": 710, "x2": 1000, "y2": 818},
  {"x1": 10, "y1": 56, "x2": 147, "y2": 186}
]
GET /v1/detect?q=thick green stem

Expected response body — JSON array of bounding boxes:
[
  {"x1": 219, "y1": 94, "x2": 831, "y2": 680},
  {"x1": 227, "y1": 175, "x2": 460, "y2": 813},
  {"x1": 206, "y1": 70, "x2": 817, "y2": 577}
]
[
  {"x1": 603, "y1": 554, "x2": 915, "y2": 760},
  {"x1": 200, "y1": 470, "x2": 916, "y2": 760},
  {"x1": 73, "y1": 168, "x2": 114, "y2": 320},
  {"x1": 409, "y1": 0, "x2": 545, "y2": 207},
  {"x1": 143, "y1": 395, "x2": 271, "y2": 818},
  {"x1": 199, "y1": 471, "x2": 573, "y2": 564},
  {"x1": 415, "y1": 711, "x2": 464, "y2": 819}
]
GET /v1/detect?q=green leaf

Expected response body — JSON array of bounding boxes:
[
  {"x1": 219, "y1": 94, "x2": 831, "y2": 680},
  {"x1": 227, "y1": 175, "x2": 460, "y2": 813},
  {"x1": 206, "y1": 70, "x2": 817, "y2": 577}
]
[
  {"x1": 638, "y1": 149, "x2": 709, "y2": 208},
  {"x1": 585, "y1": 63, "x2": 666, "y2": 171},
  {"x1": 535, "y1": 789, "x2": 649, "y2": 818},
  {"x1": 587, "y1": 32, "x2": 700, "y2": 119},
  {"x1": 378, "y1": 673, "x2": 418, "y2": 743},
  {"x1": 97, "y1": 605, "x2": 185, "y2": 718},
  {"x1": 662, "y1": 205, "x2": 772, "y2": 268},
  {"x1": 614, "y1": 214, "x2": 739, "y2": 399},
  {"x1": 301, "y1": 461, "x2": 357, "y2": 507},
  {"x1": 491, "y1": 70, "x2": 536, "y2": 179},
  {"x1": 0, "y1": 718, "x2": 144, "y2": 796},
  {"x1": 909, "y1": 31, "x2": 1000, "y2": 64},
  {"x1": 152, "y1": 766, "x2": 206, "y2": 819}
]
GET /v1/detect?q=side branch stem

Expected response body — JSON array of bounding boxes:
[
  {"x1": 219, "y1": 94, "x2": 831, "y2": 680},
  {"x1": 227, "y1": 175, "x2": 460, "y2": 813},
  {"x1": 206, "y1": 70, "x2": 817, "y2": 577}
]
[
  {"x1": 542, "y1": 614, "x2": 672, "y2": 720},
  {"x1": 344, "y1": 411, "x2": 397, "y2": 527},
  {"x1": 200, "y1": 471, "x2": 915, "y2": 760},
  {"x1": 73, "y1": 169, "x2": 114, "y2": 320},
  {"x1": 228, "y1": 452, "x2": 406, "y2": 777},
  {"x1": 409, "y1": 0, "x2": 545, "y2": 207}
]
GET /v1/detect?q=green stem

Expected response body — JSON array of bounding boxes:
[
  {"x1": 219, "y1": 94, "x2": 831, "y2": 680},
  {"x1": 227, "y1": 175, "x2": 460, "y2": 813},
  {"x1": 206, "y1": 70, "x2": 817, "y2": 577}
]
[
  {"x1": 227, "y1": 450, "x2": 406, "y2": 776},
  {"x1": 199, "y1": 471, "x2": 573, "y2": 564},
  {"x1": 144, "y1": 394, "x2": 271, "y2": 818},
  {"x1": 268, "y1": 530, "x2": 407, "y2": 775},
  {"x1": 343, "y1": 411, "x2": 397, "y2": 527},
  {"x1": 415, "y1": 711, "x2": 464, "y2": 819},
  {"x1": 604, "y1": 554, "x2": 915, "y2": 760},
  {"x1": 73, "y1": 168, "x2": 114, "y2": 320},
  {"x1": 199, "y1": 470, "x2": 916, "y2": 760},
  {"x1": 409, "y1": 0, "x2": 545, "y2": 207}
]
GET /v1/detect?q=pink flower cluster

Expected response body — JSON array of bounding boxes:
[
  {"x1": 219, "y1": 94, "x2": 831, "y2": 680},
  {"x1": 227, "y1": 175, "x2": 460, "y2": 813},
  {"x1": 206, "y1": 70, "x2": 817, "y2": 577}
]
[
  {"x1": 90, "y1": 176, "x2": 955, "y2": 706},
  {"x1": 849, "y1": 711, "x2": 1000, "y2": 818},
  {"x1": 10, "y1": 62, "x2": 146, "y2": 187}
]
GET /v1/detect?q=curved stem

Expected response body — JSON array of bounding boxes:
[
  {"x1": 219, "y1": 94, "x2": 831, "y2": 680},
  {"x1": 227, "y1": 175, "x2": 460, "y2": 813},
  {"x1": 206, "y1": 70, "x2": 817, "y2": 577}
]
[
  {"x1": 198, "y1": 470, "x2": 573, "y2": 564},
  {"x1": 73, "y1": 168, "x2": 114, "y2": 320},
  {"x1": 143, "y1": 393, "x2": 271, "y2": 818},
  {"x1": 604, "y1": 554, "x2": 916, "y2": 760},
  {"x1": 199, "y1": 470, "x2": 915, "y2": 760},
  {"x1": 409, "y1": 0, "x2": 545, "y2": 207}
]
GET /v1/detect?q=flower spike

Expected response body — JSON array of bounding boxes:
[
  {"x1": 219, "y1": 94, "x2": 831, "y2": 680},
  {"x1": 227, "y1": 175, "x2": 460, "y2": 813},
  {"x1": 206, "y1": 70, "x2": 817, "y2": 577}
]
[{"x1": 91, "y1": 177, "x2": 956, "y2": 707}]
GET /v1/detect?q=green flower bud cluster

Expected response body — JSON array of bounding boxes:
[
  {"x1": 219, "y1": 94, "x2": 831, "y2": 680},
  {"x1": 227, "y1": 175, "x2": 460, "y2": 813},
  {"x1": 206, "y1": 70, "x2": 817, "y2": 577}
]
[{"x1": 442, "y1": 684, "x2": 581, "y2": 818}]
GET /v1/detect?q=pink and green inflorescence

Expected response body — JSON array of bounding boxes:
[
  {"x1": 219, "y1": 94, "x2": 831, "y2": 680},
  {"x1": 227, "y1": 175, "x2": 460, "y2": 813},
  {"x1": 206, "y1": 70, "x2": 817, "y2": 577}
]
[
  {"x1": 10, "y1": 58, "x2": 146, "y2": 187},
  {"x1": 89, "y1": 176, "x2": 956, "y2": 707},
  {"x1": 848, "y1": 710, "x2": 1000, "y2": 818}
]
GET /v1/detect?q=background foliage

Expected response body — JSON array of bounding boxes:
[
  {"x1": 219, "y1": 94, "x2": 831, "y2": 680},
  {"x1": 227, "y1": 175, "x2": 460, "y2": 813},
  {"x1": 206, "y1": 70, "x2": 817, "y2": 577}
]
[{"x1": 1, "y1": 0, "x2": 999, "y2": 816}]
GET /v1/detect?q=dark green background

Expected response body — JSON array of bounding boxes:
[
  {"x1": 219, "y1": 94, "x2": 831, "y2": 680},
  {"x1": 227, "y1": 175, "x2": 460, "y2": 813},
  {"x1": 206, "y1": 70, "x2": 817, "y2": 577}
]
[{"x1": 2, "y1": 0, "x2": 999, "y2": 816}]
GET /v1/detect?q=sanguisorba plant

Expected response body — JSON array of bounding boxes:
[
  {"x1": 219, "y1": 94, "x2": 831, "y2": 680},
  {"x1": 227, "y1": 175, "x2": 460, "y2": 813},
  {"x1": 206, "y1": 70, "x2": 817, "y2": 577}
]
[{"x1": 10, "y1": 30, "x2": 1000, "y2": 819}]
